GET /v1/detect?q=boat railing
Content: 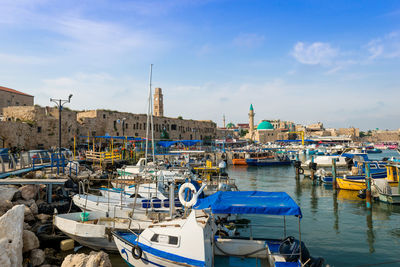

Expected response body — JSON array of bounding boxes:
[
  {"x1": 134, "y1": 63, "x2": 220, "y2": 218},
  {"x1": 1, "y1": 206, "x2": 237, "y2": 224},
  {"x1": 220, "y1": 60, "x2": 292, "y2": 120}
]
[{"x1": 217, "y1": 222, "x2": 287, "y2": 241}]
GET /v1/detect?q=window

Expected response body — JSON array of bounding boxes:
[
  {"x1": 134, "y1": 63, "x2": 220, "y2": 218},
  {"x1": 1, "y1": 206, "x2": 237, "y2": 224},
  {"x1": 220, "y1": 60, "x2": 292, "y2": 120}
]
[
  {"x1": 116, "y1": 132, "x2": 119, "y2": 136},
  {"x1": 103, "y1": 114, "x2": 106, "y2": 119},
  {"x1": 378, "y1": 164, "x2": 386, "y2": 169},
  {"x1": 171, "y1": 124, "x2": 177, "y2": 130},
  {"x1": 37, "y1": 127, "x2": 42, "y2": 133},
  {"x1": 125, "y1": 123, "x2": 128, "y2": 129},
  {"x1": 150, "y1": 234, "x2": 179, "y2": 246},
  {"x1": 135, "y1": 133, "x2": 138, "y2": 137},
  {"x1": 370, "y1": 164, "x2": 377, "y2": 169}
]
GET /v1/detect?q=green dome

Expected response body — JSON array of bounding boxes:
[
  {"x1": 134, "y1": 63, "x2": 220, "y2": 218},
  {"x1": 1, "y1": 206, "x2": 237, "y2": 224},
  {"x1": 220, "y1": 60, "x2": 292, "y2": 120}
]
[
  {"x1": 226, "y1": 122, "x2": 235, "y2": 129},
  {"x1": 257, "y1": 121, "x2": 274, "y2": 130}
]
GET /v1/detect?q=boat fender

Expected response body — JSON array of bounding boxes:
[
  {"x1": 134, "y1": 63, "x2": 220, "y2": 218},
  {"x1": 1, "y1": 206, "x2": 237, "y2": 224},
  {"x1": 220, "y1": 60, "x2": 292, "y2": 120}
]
[
  {"x1": 298, "y1": 167, "x2": 304, "y2": 175},
  {"x1": 178, "y1": 183, "x2": 198, "y2": 208},
  {"x1": 132, "y1": 244, "x2": 142, "y2": 260}
]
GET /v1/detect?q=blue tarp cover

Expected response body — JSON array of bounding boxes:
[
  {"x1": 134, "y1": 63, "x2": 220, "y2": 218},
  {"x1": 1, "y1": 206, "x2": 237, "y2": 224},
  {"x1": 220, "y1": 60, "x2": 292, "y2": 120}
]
[
  {"x1": 194, "y1": 191, "x2": 302, "y2": 218},
  {"x1": 79, "y1": 136, "x2": 144, "y2": 141},
  {"x1": 275, "y1": 139, "x2": 315, "y2": 143},
  {"x1": 158, "y1": 140, "x2": 202, "y2": 148}
]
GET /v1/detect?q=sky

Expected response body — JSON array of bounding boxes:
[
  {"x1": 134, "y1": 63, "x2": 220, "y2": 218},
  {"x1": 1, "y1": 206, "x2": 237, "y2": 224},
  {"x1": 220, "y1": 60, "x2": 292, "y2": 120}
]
[{"x1": 1, "y1": 0, "x2": 400, "y2": 130}]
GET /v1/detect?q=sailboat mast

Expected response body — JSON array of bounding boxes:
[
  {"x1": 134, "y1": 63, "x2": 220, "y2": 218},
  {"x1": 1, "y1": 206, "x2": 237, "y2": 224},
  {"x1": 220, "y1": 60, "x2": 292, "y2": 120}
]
[{"x1": 145, "y1": 64, "x2": 153, "y2": 165}]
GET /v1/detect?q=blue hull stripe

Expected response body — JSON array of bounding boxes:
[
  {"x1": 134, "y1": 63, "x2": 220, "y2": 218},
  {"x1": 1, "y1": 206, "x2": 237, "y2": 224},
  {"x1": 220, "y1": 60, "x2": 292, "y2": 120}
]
[{"x1": 116, "y1": 232, "x2": 205, "y2": 267}]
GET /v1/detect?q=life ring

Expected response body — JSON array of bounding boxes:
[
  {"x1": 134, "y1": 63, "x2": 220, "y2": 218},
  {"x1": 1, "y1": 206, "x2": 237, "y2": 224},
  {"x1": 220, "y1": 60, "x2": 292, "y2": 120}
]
[
  {"x1": 132, "y1": 244, "x2": 142, "y2": 260},
  {"x1": 180, "y1": 161, "x2": 186, "y2": 167},
  {"x1": 178, "y1": 183, "x2": 198, "y2": 208},
  {"x1": 298, "y1": 167, "x2": 304, "y2": 175}
]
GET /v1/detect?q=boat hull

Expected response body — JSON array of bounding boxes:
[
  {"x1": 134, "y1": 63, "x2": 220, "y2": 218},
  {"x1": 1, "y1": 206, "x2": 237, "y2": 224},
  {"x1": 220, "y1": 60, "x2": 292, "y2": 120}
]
[
  {"x1": 232, "y1": 158, "x2": 247, "y2": 166},
  {"x1": 337, "y1": 178, "x2": 398, "y2": 191},
  {"x1": 246, "y1": 158, "x2": 291, "y2": 166},
  {"x1": 322, "y1": 171, "x2": 387, "y2": 183}
]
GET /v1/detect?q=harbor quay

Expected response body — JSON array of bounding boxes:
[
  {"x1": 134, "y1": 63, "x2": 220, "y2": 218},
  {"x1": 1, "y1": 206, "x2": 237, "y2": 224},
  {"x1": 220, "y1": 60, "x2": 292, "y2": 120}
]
[{"x1": 1, "y1": 85, "x2": 400, "y2": 266}]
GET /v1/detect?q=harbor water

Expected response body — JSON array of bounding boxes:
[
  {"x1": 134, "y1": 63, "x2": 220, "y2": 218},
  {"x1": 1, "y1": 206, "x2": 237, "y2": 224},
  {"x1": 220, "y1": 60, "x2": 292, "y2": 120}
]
[{"x1": 111, "y1": 150, "x2": 400, "y2": 267}]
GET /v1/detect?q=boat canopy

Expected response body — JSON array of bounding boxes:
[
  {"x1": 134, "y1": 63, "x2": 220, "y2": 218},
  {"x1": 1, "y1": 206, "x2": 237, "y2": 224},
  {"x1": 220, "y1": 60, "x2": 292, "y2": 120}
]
[
  {"x1": 194, "y1": 191, "x2": 302, "y2": 218},
  {"x1": 341, "y1": 153, "x2": 369, "y2": 161},
  {"x1": 157, "y1": 140, "x2": 202, "y2": 148}
]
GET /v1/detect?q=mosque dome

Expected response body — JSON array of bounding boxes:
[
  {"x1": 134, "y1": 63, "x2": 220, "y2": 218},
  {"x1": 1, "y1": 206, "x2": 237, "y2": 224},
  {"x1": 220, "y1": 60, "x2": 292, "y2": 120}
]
[
  {"x1": 257, "y1": 121, "x2": 274, "y2": 130},
  {"x1": 226, "y1": 122, "x2": 235, "y2": 129}
]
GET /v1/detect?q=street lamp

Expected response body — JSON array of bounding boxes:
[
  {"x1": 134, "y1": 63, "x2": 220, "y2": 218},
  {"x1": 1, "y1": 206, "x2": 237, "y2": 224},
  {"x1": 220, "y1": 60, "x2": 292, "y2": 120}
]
[{"x1": 50, "y1": 94, "x2": 73, "y2": 155}]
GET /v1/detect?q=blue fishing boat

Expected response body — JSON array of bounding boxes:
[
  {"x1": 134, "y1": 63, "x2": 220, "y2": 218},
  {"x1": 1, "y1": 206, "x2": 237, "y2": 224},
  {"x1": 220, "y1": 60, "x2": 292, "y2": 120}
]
[
  {"x1": 112, "y1": 189, "x2": 324, "y2": 267},
  {"x1": 246, "y1": 155, "x2": 291, "y2": 166}
]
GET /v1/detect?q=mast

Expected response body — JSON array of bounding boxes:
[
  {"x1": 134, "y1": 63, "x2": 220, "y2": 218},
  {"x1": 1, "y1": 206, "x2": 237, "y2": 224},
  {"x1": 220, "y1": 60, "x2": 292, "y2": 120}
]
[{"x1": 145, "y1": 64, "x2": 153, "y2": 165}]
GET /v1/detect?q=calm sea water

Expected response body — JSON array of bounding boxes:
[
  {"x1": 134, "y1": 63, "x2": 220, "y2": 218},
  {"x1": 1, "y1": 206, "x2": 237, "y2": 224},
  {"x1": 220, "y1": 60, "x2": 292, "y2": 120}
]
[{"x1": 110, "y1": 150, "x2": 400, "y2": 266}]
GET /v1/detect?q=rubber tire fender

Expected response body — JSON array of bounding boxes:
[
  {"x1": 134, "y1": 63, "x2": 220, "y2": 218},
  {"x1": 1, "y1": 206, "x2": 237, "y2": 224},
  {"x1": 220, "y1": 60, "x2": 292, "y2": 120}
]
[
  {"x1": 298, "y1": 167, "x2": 304, "y2": 175},
  {"x1": 132, "y1": 244, "x2": 142, "y2": 260}
]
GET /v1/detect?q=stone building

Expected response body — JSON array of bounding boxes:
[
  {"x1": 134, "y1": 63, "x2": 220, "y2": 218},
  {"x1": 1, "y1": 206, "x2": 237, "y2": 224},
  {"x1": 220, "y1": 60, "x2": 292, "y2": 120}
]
[{"x1": 0, "y1": 86, "x2": 34, "y2": 116}]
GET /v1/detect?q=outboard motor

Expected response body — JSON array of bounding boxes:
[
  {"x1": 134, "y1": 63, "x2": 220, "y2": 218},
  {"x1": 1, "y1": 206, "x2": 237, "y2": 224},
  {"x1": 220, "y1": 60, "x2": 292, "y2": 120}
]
[
  {"x1": 294, "y1": 161, "x2": 302, "y2": 169},
  {"x1": 279, "y1": 236, "x2": 324, "y2": 267}
]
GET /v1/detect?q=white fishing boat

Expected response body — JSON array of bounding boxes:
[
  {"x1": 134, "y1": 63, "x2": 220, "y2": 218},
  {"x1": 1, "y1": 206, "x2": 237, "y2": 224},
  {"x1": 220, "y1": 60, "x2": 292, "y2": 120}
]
[
  {"x1": 372, "y1": 179, "x2": 400, "y2": 204},
  {"x1": 112, "y1": 188, "x2": 324, "y2": 267},
  {"x1": 54, "y1": 211, "x2": 152, "y2": 251}
]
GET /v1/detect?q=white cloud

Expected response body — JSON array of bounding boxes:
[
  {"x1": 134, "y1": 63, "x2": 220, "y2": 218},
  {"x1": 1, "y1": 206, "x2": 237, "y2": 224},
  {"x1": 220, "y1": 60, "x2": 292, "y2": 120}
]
[
  {"x1": 291, "y1": 42, "x2": 338, "y2": 65},
  {"x1": 366, "y1": 31, "x2": 400, "y2": 59},
  {"x1": 233, "y1": 33, "x2": 265, "y2": 48}
]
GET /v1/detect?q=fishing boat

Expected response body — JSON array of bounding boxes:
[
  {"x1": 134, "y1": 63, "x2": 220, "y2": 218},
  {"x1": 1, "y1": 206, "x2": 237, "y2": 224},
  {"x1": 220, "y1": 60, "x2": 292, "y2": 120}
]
[
  {"x1": 231, "y1": 152, "x2": 247, "y2": 165},
  {"x1": 246, "y1": 153, "x2": 291, "y2": 166},
  {"x1": 112, "y1": 189, "x2": 324, "y2": 267},
  {"x1": 336, "y1": 177, "x2": 398, "y2": 191},
  {"x1": 372, "y1": 179, "x2": 400, "y2": 204},
  {"x1": 54, "y1": 211, "x2": 151, "y2": 251},
  {"x1": 371, "y1": 163, "x2": 400, "y2": 204},
  {"x1": 335, "y1": 162, "x2": 398, "y2": 190},
  {"x1": 320, "y1": 165, "x2": 387, "y2": 184}
]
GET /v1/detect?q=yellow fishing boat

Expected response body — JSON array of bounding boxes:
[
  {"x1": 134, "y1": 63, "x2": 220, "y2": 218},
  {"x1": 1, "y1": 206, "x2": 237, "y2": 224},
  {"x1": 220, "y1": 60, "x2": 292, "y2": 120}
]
[{"x1": 337, "y1": 164, "x2": 399, "y2": 191}]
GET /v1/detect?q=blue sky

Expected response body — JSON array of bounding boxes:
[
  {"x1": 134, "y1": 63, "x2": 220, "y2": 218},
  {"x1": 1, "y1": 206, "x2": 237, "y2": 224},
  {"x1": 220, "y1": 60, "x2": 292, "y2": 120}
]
[{"x1": 1, "y1": 0, "x2": 400, "y2": 130}]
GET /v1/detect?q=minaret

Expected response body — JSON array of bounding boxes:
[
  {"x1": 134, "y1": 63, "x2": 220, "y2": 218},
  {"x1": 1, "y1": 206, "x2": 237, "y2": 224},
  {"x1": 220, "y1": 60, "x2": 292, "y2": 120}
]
[
  {"x1": 223, "y1": 114, "x2": 226, "y2": 128},
  {"x1": 249, "y1": 104, "x2": 255, "y2": 133},
  {"x1": 153, "y1": 87, "x2": 164, "y2": 117}
]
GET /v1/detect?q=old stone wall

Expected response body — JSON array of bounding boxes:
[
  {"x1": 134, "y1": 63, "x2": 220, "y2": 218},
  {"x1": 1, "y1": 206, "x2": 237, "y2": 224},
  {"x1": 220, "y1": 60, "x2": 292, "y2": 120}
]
[{"x1": 0, "y1": 107, "x2": 217, "y2": 149}]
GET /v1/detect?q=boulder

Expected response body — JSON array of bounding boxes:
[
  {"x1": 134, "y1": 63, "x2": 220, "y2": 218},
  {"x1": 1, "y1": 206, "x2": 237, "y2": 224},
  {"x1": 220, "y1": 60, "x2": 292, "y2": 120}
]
[
  {"x1": 23, "y1": 222, "x2": 32, "y2": 230},
  {"x1": 22, "y1": 230, "x2": 39, "y2": 252},
  {"x1": 86, "y1": 251, "x2": 112, "y2": 267},
  {"x1": 36, "y1": 214, "x2": 51, "y2": 223},
  {"x1": 44, "y1": 248, "x2": 64, "y2": 265},
  {"x1": 15, "y1": 199, "x2": 35, "y2": 206},
  {"x1": 29, "y1": 249, "x2": 45, "y2": 266},
  {"x1": 24, "y1": 206, "x2": 35, "y2": 222},
  {"x1": 30, "y1": 203, "x2": 39, "y2": 215},
  {"x1": 0, "y1": 205, "x2": 25, "y2": 267},
  {"x1": 0, "y1": 186, "x2": 18, "y2": 202},
  {"x1": 19, "y1": 185, "x2": 39, "y2": 201},
  {"x1": 0, "y1": 200, "x2": 13, "y2": 213},
  {"x1": 0, "y1": 237, "x2": 11, "y2": 267},
  {"x1": 60, "y1": 251, "x2": 111, "y2": 267}
]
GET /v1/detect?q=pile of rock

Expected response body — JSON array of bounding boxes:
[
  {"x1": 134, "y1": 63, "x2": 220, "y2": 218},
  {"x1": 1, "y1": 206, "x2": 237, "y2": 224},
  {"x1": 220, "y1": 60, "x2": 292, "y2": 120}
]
[{"x1": 0, "y1": 184, "x2": 112, "y2": 267}]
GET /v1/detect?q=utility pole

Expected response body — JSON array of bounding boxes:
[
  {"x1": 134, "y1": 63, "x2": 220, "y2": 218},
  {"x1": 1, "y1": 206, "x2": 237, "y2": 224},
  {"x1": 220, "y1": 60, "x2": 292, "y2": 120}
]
[{"x1": 50, "y1": 94, "x2": 73, "y2": 155}]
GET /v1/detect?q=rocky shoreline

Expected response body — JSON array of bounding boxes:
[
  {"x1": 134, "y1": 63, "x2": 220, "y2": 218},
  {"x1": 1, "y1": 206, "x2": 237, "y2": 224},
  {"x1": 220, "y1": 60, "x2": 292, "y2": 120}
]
[{"x1": 0, "y1": 184, "x2": 112, "y2": 267}]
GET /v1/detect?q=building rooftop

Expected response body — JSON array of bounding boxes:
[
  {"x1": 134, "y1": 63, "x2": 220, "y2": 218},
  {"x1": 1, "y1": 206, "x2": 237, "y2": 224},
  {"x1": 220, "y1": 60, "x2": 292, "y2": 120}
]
[{"x1": 0, "y1": 86, "x2": 33, "y2": 97}]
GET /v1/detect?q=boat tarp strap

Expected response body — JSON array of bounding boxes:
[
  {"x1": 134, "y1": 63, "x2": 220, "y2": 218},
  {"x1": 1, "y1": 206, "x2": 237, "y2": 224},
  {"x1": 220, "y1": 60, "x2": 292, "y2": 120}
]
[
  {"x1": 157, "y1": 140, "x2": 202, "y2": 148},
  {"x1": 193, "y1": 191, "x2": 302, "y2": 218}
]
